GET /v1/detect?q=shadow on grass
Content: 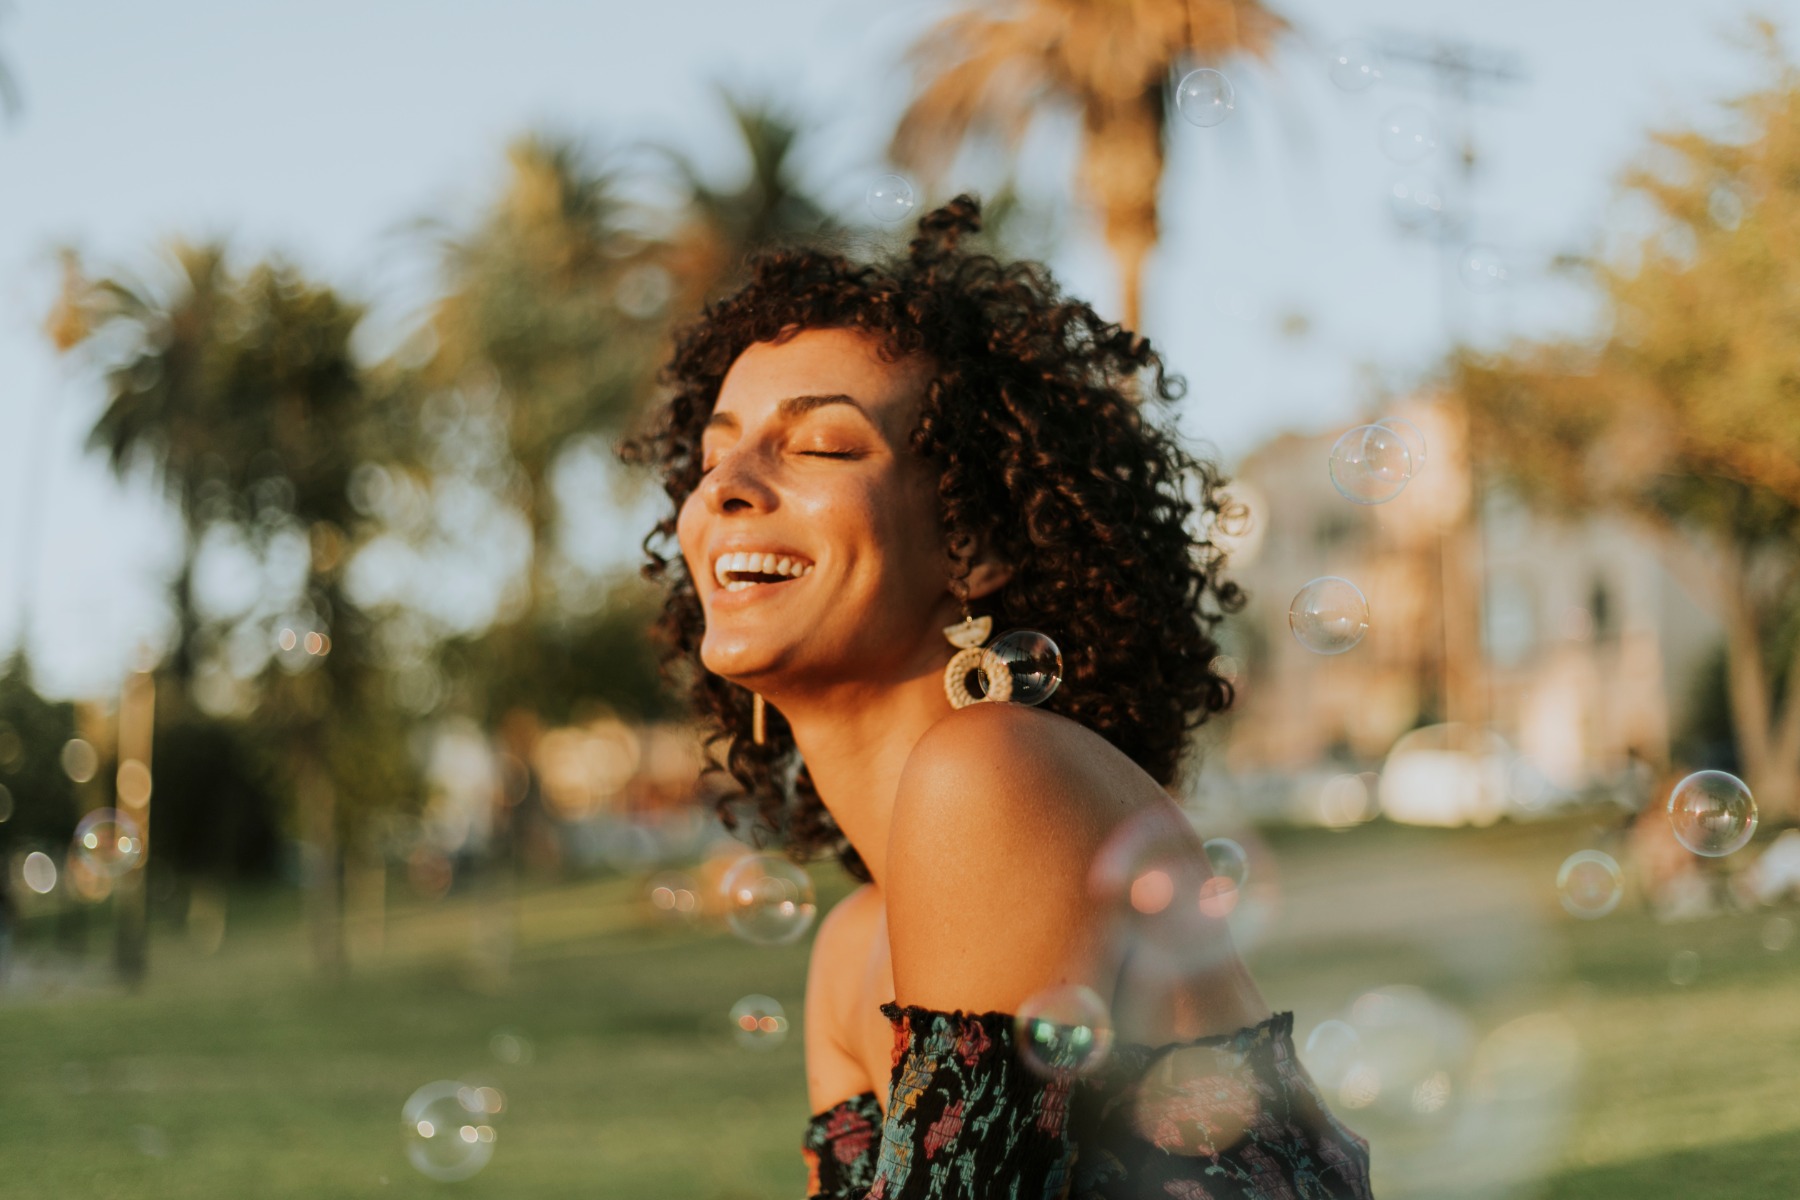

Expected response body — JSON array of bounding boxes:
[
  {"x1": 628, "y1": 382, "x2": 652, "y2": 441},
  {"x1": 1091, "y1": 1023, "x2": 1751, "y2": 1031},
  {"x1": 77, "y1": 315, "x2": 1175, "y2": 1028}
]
[{"x1": 1543, "y1": 1127, "x2": 1800, "y2": 1200}]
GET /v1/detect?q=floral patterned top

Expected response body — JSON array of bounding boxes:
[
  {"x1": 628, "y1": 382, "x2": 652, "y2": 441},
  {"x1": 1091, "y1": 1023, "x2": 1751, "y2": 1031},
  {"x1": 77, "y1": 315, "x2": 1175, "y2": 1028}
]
[{"x1": 802, "y1": 1006, "x2": 1371, "y2": 1200}]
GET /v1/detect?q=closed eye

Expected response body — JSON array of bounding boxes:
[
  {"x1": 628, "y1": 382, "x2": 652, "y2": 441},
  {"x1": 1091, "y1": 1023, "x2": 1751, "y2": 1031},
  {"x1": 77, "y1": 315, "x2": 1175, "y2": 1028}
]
[{"x1": 800, "y1": 450, "x2": 859, "y2": 459}]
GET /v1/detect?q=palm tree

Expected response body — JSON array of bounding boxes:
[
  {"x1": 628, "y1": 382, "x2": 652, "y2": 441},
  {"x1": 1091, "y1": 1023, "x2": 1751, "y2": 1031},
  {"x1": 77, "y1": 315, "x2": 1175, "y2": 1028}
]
[
  {"x1": 890, "y1": 0, "x2": 1288, "y2": 332},
  {"x1": 63, "y1": 243, "x2": 414, "y2": 975}
]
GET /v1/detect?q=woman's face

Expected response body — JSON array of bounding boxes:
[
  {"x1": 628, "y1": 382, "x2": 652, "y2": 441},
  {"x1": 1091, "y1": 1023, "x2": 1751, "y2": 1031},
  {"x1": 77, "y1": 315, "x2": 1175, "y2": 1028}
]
[{"x1": 676, "y1": 327, "x2": 957, "y2": 691}]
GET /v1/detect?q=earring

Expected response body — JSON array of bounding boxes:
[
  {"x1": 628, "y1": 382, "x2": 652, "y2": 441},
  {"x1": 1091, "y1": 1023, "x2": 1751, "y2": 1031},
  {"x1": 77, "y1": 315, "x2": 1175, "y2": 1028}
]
[
  {"x1": 942, "y1": 611, "x2": 1013, "y2": 708},
  {"x1": 752, "y1": 692, "x2": 767, "y2": 745}
]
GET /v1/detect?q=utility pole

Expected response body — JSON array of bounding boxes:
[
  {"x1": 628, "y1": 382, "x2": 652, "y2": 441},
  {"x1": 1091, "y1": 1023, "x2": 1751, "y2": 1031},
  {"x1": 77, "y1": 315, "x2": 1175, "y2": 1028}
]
[{"x1": 1375, "y1": 32, "x2": 1526, "y2": 742}]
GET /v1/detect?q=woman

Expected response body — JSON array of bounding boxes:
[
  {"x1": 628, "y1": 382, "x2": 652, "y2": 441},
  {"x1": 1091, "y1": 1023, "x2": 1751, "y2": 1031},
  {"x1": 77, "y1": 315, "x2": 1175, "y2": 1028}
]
[{"x1": 624, "y1": 197, "x2": 1372, "y2": 1199}]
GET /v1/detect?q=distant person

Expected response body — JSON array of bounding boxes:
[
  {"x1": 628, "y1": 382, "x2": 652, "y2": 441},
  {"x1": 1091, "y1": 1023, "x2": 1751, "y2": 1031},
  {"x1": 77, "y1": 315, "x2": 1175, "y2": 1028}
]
[{"x1": 624, "y1": 197, "x2": 1370, "y2": 1198}]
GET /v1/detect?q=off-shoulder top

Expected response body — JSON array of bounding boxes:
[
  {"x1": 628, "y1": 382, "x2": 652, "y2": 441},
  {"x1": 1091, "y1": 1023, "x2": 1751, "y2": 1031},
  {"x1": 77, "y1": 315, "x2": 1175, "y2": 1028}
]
[{"x1": 802, "y1": 1004, "x2": 1371, "y2": 1200}]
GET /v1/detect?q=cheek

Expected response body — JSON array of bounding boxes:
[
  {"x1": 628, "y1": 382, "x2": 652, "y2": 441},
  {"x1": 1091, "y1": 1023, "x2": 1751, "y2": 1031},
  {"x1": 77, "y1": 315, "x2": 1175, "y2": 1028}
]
[{"x1": 674, "y1": 494, "x2": 706, "y2": 578}]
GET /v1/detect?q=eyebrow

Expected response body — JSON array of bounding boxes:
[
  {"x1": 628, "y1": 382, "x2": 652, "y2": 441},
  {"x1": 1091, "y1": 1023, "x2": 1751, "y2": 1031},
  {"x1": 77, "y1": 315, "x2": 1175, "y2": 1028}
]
[{"x1": 702, "y1": 393, "x2": 871, "y2": 434}]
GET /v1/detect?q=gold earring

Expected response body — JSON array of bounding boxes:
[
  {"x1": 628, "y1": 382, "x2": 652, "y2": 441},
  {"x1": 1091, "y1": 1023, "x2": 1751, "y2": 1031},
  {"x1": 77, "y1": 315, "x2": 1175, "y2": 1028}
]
[
  {"x1": 942, "y1": 611, "x2": 1012, "y2": 709},
  {"x1": 752, "y1": 693, "x2": 767, "y2": 745}
]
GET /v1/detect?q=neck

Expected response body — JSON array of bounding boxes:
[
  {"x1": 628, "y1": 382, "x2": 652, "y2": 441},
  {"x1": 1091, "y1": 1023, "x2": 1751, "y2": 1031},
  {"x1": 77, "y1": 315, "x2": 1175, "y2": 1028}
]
[{"x1": 772, "y1": 666, "x2": 955, "y2": 890}]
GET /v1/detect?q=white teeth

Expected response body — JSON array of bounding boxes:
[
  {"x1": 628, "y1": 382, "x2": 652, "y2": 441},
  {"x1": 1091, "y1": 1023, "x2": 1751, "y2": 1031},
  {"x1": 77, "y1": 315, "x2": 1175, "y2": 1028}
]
[{"x1": 712, "y1": 550, "x2": 815, "y2": 589}]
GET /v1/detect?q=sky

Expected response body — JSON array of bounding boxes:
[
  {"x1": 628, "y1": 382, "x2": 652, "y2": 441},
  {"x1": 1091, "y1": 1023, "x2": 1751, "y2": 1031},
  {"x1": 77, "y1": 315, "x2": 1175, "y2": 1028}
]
[{"x1": 0, "y1": 0, "x2": 1791, "y2": 698}]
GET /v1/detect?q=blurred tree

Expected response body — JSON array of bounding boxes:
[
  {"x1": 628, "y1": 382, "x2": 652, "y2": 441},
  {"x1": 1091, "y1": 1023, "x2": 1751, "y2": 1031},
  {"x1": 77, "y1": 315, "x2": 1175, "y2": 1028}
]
[
  {"x1": 57, "y1": 243, "x2": 420, "y2": 975},
  {"x1": 889, "y1": 0, "x2": 1288, "y2": 331},
  {"x1": 1449, "y1": 24, "x2": 1800, "y2": 820},
  {"x1": 0, "y1": 651, "x2": 80, "y2": 879}
]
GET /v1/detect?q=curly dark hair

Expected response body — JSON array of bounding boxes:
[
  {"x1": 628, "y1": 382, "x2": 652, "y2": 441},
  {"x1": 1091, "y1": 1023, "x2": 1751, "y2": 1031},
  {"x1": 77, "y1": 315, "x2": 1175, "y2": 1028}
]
[{"x1": 619, "y1": 195, "x2": 1244, "y2": 882}]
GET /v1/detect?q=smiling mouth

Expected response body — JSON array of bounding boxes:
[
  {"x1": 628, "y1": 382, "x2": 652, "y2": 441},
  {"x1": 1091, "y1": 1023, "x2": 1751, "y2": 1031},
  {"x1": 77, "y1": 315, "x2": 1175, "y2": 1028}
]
[{"x1": 713, "y1": 551, "x2": 816, "y2": 593}]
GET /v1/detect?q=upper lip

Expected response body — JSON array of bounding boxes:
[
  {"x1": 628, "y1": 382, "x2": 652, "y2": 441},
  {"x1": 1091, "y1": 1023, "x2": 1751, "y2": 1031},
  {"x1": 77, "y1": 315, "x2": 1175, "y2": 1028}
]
[{"x1": 708, "y1": 543, "x2": 816, "y2": 588}]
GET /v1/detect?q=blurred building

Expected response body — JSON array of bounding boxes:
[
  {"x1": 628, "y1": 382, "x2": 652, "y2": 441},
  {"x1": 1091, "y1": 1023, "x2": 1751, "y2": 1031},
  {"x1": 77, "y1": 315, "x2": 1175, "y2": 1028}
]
[{"x1": 1213, "y1": 400, "x2": 1719, "y2": 823}]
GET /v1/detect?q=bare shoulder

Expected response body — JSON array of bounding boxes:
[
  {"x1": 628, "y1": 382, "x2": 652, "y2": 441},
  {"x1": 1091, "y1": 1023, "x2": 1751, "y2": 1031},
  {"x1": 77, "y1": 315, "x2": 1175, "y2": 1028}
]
[
  {"x1": 804, "y1": 882, "x2": 883, "y2": 1110},
  {"x1": 886, "y1": 704, "x2": 1159, "y2": 1012}
]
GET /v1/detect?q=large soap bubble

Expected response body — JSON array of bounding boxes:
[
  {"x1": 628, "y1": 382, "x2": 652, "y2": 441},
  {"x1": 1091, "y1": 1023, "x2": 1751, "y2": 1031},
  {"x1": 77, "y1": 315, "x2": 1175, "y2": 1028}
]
[
  {"x1": 1288, "y1": 577, "x2": 1370, "y2": 655},
  {"x1": 1329, "y1": 424, "x2": 1413, "y2": 504},
  {"x1": 720, "y1": 853, "x2": 818, "y2": 945},
  {"x1": 402, "y1": 1080, "x2": 501, "y2": 1182},
  {"x1": 1667, "y1": 770, "x2": 1757, "y2": 857},
  {"x1": 1175, "y1": 68, "x2": 1235, "y2": 127}
]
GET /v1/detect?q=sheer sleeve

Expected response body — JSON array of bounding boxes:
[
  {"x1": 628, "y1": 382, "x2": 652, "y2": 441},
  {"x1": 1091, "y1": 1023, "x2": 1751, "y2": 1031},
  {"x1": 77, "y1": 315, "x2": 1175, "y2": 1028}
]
[
  {"x1": 803, "y1": 1091, "x2": 882, "y2": 1200},
  {"x1": 865, "y1": 1003, "x2": 1079, "y2": 1200}
]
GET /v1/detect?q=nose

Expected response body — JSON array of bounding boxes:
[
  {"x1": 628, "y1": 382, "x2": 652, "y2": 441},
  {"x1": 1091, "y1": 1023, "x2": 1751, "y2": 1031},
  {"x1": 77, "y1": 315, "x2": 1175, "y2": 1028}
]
[{"x1": 697, "y1": 444, "x2": 779, "y2": 516}]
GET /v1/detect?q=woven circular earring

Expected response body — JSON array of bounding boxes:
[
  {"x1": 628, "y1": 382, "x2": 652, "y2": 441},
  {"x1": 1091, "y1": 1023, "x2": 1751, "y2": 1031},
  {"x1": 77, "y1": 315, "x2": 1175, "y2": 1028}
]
[{"x1": 942, "y1": 612, "x2": 1013, "y2": 709}]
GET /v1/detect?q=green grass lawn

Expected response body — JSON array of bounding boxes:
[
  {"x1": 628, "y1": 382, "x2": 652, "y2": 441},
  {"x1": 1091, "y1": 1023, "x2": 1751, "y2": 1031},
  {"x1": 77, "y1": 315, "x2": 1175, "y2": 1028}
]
[{"x1": 3, "y1": 816, "x2": 1796, "y2": 1199}]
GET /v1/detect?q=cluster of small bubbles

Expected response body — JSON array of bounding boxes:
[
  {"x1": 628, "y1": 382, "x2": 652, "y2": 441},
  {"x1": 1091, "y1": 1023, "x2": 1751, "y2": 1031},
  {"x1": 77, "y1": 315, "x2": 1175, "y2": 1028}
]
[
  {"x1": 865, "y1": 174, "x2": 917, "y2": 223},
  {"x1": 488, "y1": 1027, "x2": 535, "y2": 1065},
  {"x1": 990, "y1": 630, "x2": 1063, "y2": 706},
  {"x1": 1761, "y1": 916, "x2": 1794, "y2": 952},
  {"x1": 730, "y1": 994, "x2": 790, "y2": 1049},
  {"x1": 1328, "y1": 38, "x2": 1384, "y2": 91},
  {"x1": 1015, "y1": 984, "x2": 1114, "y2": 1077},
  {"x1": 1667, "y1": 770, "x2": 1757, "y2": 857},
  {"x1": 61, "y1": 738, "x2": 99, "y2": 784},
  {"x1": 1175, "y1": 68, "x2": 1235, "y2": 127},
  {"x1": 1377, "y1": 105, "x2": 1437, "y2": 164},
  {"x1": 720, "y1": 854, "x2": 817, "y2": 945},
  {"x1": 276, "y1": 626, "x2": 331, "y2": 659},
  {"x1": 1328, "y1": 424, "x2": 1413, "y2": 504},
  {"x1": 1556, "y1": 849, "x2": 1623, "y2": 919},
  {"x1": 1458, "y1": 244, "x2": 1511, "y2": 291},
  {"x1": 402, "y1": 1080, "x2": 499, "y2": 1182},
  {"x1": 22, "y1": 850, "x2": 57, "y2": 895},
  {"x1": 73, "y1": 809, "x2": 145, "y2": 878},
  {"x1": 647, "y1": 871, "x2": 701, "y2": 921},
  {"x1": 1667, "y1": 949, "x2": 1700, "y2": 987},
  {"x1": 1202, "y1": 838, "x2": 1249, "y2": 888},
  {"x1": 1388, "y1": 174, "x2": 1445, "y2": 231},
  {"x1": 1288, "y1": 577, "x2": 1370, "y2": 655}
]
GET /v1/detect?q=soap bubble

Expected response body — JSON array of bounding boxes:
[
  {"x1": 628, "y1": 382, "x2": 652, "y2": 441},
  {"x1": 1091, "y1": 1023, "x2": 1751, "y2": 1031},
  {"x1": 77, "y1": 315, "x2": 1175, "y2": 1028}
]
[
  {"x1": 1667, "y1": 949, "x2": 1700, "y2": 986},
  {"x1": 72, "y1": 809, "x2": 145, "y2": 878},
  {"x1": 1176, "y1": 68, "x2": 1235, "y2": 127},
  {"x1": 730, "y1": 994, "x2": 790, "y2": 1049},
  {"x1": 1373, "y1": 416, "x2": 1427, "y2": 473},
  {"x1": 1378, "y1": 105, "x2": 1437, "y2": 163},
  {"x1": 1667, "y1": 771, "x2": 1757, "y2": 857},
  {"x1": 402, "y1": 1080, "x2": 497, "y2": 1182},
  {"x1": 991, "y1": 630, "x2": 1063, "y2": 706},
  {"x1": 61, "y1": 737, "x2": 98, "y2": 783},
  {"x1": 1015, "y1": 984, "x2": 1114, "y2": 1077},
  {"x1": 1289, "y1": 577, "x2": 1370, "y2": 655},
  {"x1": 646, "y1": 871, "x2": 700, "y2": 922},
  {"x1": 1302, "y1": 1019, "x2": 1363, "y2": 1089},
  {"x1": 1329, "y1": 39, "x2": 1384, "y2": 91},
  {"x1": 1458, "y1": 244, "x2": 1511, "y2": 291},
  {"x1": 1556, "y1": 850, "x2": 1623, "y2": 919},
  {"x1": 865, "y1": 175, "x2": 917, "y2": 223},
  {"x1": 1329, "y1": 424, "x2": 1413, "y2": 504},
  {"x1": 720, "y1": 853, "x2": 817, "y2": 945},
  {"x1": 1388, "y1": 174, "x2": 1445, "y2": 232},
  {"x1": 1090, "y1": 807, "x2": 1239, "y2": 979},
  {"x1": 488, "y1": 1027, "x2": 535, "y2": 1065},
  {"x1": 1202, "y1": 838, "x2": 1248, "y2": 888},
  {"x1": 21, "y1": 850, "x2": 57, "y2": 894}
]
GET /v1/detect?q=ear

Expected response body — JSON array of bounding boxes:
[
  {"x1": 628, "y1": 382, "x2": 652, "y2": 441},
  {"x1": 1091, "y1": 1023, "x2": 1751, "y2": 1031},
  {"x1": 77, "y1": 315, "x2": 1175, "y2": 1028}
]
[{"x1": 962, "y1": 551, "x2": 1014, "y2": 603}]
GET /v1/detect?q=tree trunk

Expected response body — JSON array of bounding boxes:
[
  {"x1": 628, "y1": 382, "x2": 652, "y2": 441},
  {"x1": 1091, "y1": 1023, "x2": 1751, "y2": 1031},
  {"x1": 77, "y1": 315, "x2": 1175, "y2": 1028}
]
[
  {"x1": 296, "y1": 745, "x2": 344, "y2": 978},
  {"x1": 1079, "y1": 94, "x2": 1165, "y2": 335}
]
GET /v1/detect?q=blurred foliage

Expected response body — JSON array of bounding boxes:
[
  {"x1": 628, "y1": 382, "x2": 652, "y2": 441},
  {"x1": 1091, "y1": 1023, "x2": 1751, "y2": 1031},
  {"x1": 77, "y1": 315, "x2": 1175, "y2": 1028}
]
[
  {"x1": 0, "y1": 653, "x2": 79, "y2": 860},
  {"x1": 1448, "y1": 22, "x2": 1800, "y2": 817},
  {"x1": 892, "y1": 0, "x2": 1289, "y2": 330}
]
